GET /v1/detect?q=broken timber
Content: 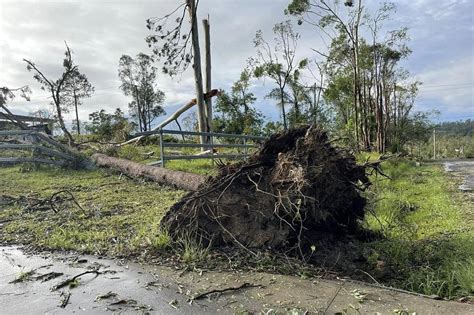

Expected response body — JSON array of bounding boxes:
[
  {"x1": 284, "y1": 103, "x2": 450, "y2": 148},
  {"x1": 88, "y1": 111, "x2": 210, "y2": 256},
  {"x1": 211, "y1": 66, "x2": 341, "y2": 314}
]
[
  {"x1": 119, "y1": 89, "x2": 220, "y2": 146},
  {"x1": 91, "y1": 153, "x2": 207, "y2": 191}
]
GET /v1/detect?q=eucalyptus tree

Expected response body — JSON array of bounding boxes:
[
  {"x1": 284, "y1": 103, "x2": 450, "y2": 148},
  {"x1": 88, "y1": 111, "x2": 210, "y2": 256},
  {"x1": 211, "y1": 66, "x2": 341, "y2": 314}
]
[
  {"x1": 287, "y1": 0, "x2": 365, "y2": 145},
  {"x1": 146, "y1": 0, "x2": 207, "y2": 142},
  {"x1": 61, "y1": 69, "x2": 94, "y2": 135},
  {"x1": 214, "y1": 68, "x2": 263, "y2": 135},
  {"x1": 252, "y1": 21, "x2": 306, "y2": 130},
  {"x1": 118, "y1": 53, "x2": 165, "y2": 132},
  {"x1": 24, "y1": 43, "x2": 78, "y2": 145}
]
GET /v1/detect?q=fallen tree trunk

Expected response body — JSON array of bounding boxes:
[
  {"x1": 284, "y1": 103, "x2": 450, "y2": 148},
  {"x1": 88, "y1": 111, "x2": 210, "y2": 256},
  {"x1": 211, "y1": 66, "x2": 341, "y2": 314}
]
[{"x1": 91, "y1": 153, "x2": 207, "y2": 191}]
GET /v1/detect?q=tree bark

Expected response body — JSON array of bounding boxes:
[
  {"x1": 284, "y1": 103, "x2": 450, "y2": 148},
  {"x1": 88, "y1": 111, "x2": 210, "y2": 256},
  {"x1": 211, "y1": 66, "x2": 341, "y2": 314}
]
[
  {"x1": 187, "y1": 0, "x2": 207, "y2": 147},
  {"x1": 203, "y1": 18, "x2": 212, "y2": 134},
  {"x1": 119, "y1": 89, "x2": 219, "y2": 146},
  {"x1": 73, "y1": 88, "x2": 80, "y2": 135},
  {"x1": 91, "y1": 153, "x2": 206, "y2": 191}
]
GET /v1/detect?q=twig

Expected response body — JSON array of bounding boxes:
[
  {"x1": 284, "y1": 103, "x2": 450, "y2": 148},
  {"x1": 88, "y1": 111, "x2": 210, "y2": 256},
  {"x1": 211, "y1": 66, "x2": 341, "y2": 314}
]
[
  {"x1": 49, "y1": 190, "x2": 85, "y2": 214},
  {"x1": 192, "y1": 282, "x2": 262, "y2": 300},
  {"x1": 323, "y1": 283, "x2": 344, "y2": 313},
  {"x1": 51, "y1": 270, "x2": 100, "y2": 291},
  {"x1": 59, "y1": 291, "x2": 71, "y2": 308},
  {"x1": 355, "y1": 269, "x2": 380, "y2": 285}
]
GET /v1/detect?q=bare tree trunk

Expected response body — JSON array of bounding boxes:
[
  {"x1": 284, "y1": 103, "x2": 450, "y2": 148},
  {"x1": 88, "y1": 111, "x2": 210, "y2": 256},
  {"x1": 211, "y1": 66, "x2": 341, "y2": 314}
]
[
  {"x1": 91, "y1": 153, "x2": 206, "y2": 191},
  {"x1": 203, "y1": 18, "x2": 212, "y2": 134},
  {"x1": 73, "y1": 88, "x2": 80, "y2": 135},
  {"x1": 187, "y1": 0, "x2": 207, "y2": 147},
  {"x1": 280, "y1": 88, "x2": 288, "y2": 130}
]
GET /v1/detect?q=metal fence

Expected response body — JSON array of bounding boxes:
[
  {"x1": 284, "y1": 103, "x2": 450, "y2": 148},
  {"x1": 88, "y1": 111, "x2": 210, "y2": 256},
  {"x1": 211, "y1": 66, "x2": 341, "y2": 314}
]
[{"x1": 135, "y1": 129, "x2": 267, "y2": 167}]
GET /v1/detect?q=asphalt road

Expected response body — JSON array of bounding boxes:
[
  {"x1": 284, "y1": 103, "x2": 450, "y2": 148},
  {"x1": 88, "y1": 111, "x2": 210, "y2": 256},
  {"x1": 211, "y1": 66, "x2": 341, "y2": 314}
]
[
  {"x1": 444, "y1": 160, "x2": 474, "y2": 191},
  {"x1": 1, "y1": 246, "x2": 473, "y2": 314}
]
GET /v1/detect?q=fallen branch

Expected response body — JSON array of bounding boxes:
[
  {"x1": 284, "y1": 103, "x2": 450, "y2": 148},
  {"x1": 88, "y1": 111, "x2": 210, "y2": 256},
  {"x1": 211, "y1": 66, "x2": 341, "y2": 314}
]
[
  {"x1": 192, "y1": 282, "x2": 262, "y2": 300},
  {"x1": 119, "y1": 89, "x2": 220, "y2": 146},
  {"x1": 51, "y1": 270, "x2": 101, "y2": 291},
  {"x1": 59, "y1": 291, "x2": 71, "y2": 308},
  {"x1": 48, "y1": 190, "x2": 85, "y2": 214},
  {"x1": 35, "y1": 272, "x2": 64, "y2": 282}
]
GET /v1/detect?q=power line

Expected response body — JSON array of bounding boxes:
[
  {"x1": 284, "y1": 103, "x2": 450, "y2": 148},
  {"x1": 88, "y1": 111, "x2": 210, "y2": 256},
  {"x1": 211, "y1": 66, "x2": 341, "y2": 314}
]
[{"x1": 421, "y1": 82, "x2": 473, "y2": 88}]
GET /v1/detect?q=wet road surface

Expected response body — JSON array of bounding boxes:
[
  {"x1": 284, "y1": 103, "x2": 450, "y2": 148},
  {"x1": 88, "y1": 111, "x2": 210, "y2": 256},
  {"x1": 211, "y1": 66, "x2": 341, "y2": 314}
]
[
  {"x1": 444, "y1": 160, "x2": 474, "y2": 191},
  {"x1": 1, "y1": 246, "x2": 473, "y2": 314}
]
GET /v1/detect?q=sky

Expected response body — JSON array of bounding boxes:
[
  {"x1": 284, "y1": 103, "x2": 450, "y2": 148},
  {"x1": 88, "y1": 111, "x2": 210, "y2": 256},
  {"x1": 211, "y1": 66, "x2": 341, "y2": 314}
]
[{"x1": 0, "y1": 0, "x2": 473, "y2": 128}]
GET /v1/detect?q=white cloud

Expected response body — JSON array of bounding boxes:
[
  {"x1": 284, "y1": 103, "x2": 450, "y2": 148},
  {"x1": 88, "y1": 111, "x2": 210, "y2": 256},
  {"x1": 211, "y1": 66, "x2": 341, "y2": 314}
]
[{"x1": 0, "y1": 0, "x2": 472, "y2": 124}]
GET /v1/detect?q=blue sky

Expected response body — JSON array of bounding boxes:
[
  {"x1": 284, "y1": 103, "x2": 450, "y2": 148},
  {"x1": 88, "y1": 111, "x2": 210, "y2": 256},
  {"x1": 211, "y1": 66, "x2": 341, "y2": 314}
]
[{"x1": 1, "y1": 0, "x2": 472, "y2": 126}]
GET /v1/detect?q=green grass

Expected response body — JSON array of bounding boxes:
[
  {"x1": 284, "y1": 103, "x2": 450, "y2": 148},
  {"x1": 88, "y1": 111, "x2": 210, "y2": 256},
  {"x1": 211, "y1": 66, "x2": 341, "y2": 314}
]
[
  {"x1": 1, "y1": 155, "x2": 472, "y2": 300},
  {"x1": 0, "y1": 165, "x2": 184, "y2": 256},
  {"x1": 363, "y1": 159, "x2": 474, "y2": 299}
]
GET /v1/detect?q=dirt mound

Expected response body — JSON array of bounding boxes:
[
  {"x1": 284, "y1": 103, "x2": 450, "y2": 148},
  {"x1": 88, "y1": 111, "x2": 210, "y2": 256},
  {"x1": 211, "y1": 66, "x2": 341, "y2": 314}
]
[{"x1": 161, "y1": 126, "x2": 370, "y2": 256}]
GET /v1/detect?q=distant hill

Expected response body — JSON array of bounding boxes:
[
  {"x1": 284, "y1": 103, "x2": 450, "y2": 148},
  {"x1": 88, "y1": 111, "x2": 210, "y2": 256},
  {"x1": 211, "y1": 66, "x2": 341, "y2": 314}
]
[{"x1": 436, "y1": 119, "x2": 473, "y2": 137}]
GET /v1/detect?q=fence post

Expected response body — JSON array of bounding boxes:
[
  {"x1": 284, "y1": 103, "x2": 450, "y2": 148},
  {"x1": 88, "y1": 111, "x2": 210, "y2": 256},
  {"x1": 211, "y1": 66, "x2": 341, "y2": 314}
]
[
  {"x1": 243, "y1": 137, "x2": 248, "y2": 156},
  {"x1": 159, "y1": 129, "x2": 165, "y2": 168},
  {"x1": 210, "y1": 133, "x2": 214, "y2": 166}
]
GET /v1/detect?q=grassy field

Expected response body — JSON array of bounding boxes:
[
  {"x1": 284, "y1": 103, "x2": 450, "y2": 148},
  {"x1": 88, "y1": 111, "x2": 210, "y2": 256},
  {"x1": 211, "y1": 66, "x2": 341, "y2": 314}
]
[{"x1": 0, "y1": 158, "x2": 472, "y2": 300}]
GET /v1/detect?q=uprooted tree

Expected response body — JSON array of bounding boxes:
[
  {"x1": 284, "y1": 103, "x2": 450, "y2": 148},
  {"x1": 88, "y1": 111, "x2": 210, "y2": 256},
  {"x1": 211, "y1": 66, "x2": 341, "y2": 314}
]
[{"x1": 160, "y1": 125, "x2": 371, "y2": 259}]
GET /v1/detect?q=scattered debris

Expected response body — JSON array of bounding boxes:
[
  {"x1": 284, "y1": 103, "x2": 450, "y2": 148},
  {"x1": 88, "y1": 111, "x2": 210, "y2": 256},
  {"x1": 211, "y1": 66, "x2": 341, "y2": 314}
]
[
  {"x1": 192, "y1": 282, "x2": 263, "y2": 301},
  {"x1": 51, "y1": 270, "x2": 101, "y2": 291},
  {"x1": 169, "y1": 299, "x2": 179, "y2": 309},
  {"x1": 35, "y1": 271, "x2": 63, "y2": 282},
  {"x1": 106, "y1": 297, "x2": 153, "y2": 312},
  {"x1": 9, "y1": 270, "x2": 37, "y2": 284},
  {"x1": 58, "y1": 290, "x2": 71, "y2": 308},
  {"x1": 350, "y1": 289, "x2": 367, "y2": 302},
  {"x1": 110, "y1": 298, "x2": 137, "y2": 306},
  {"x1": 95, "y1": 291, "x2": 117, "y2": 301}
]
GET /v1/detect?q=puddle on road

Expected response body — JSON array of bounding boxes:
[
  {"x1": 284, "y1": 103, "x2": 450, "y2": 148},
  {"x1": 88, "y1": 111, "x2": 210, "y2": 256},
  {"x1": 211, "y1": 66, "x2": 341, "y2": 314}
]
[
  {"x1": 444, "y1": 160, "x2": 474, "y2": 192},
  {"x1": 0, "y1": 246, "x2": 209, "y2": 314}
]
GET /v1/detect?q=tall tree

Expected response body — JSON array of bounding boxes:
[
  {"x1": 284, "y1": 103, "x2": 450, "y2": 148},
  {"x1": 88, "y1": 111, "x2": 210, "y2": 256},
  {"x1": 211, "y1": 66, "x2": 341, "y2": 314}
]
[
  {"x1": 118, "y1": 53, "x2": 166, "y2": 132},
  {"x1": 288, "y1": 0, "x2": 365, "y2": 146},
  {"x1": 61, "y1": 69, "x2": 94, "y2": 135},
  {"x1": 146, "y1": 0, "x2": 207, "y2": 144},
  {"x1": 288, "y1": 0, "x2": 419, "y2": 153},
  {"x1": 214, "y1": 68, "x2": 263, "y2": 135},
  {"x1": 24, "y1": 42, "x2": 77, "y2": 145},
  {"x1": 252, "y1": 21, "x2": 304, "y2": 130}
]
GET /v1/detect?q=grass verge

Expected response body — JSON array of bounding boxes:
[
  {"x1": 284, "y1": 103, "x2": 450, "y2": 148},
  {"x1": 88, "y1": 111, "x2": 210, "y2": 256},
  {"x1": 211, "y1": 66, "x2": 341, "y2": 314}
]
[
  {"x1": 0, "y1": 157, "x2": 472, "y2": 300},
  {"x1": 363, "y1": 158, "x2": 473, "y2": 299},
  {"x1": 0, "y1": 165, "x2": 184, "y2": 256}
]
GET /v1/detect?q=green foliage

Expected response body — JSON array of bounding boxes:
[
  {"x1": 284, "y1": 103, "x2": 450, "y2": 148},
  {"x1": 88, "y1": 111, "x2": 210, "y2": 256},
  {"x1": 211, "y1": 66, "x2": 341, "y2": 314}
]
[
  {"x1": 364, "y1": 160, "x2": 474, "y2": 298},
  {"x1": 85, "y1": 108, "x2": 135, "y2": 141},
  {"x1": 252, "y1": 20, "x2": 302, "y2": 129},
  {"x1": 118, "y1": 53, "x2": 166, "y2": 132},
  {"x1": 214, "y1": 68, "x2": 264, "y2": 136}
]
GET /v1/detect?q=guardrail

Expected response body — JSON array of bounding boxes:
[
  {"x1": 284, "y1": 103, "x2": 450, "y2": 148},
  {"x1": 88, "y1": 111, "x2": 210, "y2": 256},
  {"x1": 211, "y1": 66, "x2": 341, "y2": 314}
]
[{"x1": 134, "y1": 129, "x2": 267, "y2": 167}]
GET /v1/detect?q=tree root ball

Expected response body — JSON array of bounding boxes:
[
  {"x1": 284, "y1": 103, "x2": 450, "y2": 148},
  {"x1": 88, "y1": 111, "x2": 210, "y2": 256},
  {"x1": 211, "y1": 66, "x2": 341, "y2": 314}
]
[{"x1": 161, "y1": 126, "x2": 370, "y2": 254}]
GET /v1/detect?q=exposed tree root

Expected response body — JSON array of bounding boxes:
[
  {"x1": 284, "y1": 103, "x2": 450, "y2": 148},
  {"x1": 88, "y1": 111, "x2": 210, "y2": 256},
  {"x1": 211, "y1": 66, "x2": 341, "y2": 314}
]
[{"x1": 161, "y1": 126, "x2": 372, "y2": 259}]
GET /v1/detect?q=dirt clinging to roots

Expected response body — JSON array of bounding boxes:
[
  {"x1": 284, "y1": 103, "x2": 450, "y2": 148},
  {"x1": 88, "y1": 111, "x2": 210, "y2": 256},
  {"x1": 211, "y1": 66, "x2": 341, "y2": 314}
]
[{"x1": 161, "y1": 126, "x2": 371, "y2": 255}]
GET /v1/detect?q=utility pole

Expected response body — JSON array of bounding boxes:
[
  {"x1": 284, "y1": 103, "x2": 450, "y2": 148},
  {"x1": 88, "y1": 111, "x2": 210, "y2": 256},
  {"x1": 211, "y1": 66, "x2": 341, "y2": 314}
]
[{"x1": 433, "y1": 128, "x2": 436, "y2": 160}]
